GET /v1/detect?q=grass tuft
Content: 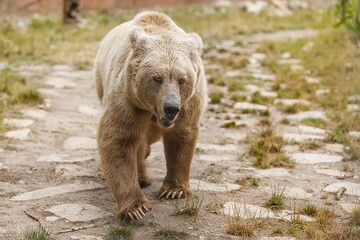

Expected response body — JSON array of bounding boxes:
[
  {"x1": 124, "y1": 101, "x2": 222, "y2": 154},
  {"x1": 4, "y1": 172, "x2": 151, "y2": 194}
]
[
  {"x1": 20, "y1": 226, "x2": 56, "y2": 240},
  {"x1": 349, "y1": 208, "x2": 360, "y2": 226},
  {"x1": 235, "y1": 176, "x2": 261, "y2": 187},
  {"x1": 249, "y1": 129, "x2": 295, "y2": 168},
  {"x1": 105, "y1": 225, "x2": 134, "y2": 240},
  {"x1": 209, "y1": 91, "x2": 224, "y2": 104},
  {"x1": 265, "y1": 186, "x2": 285, "y2": 210},
  {"x1": 300, "y1": 204, "x2": 318, "y2": 217},
  {"x1": 226, "y1": 216, "x2": 257, "y2": 238},
  {"x1": 154, "y1": 228, "x2": 189, "y2": 240},
  {"x1": 173, "y1": 195, "x2": 203, "y2": 216}
]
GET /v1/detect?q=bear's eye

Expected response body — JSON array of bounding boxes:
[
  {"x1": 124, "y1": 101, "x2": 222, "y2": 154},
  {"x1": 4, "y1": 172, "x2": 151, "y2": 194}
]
[
  {"x1": 178, "y1": 78, "x2": 185, "y2": 85},
  {"x1": 153, "y1": 76, "x2": 163, "y2": 84}
]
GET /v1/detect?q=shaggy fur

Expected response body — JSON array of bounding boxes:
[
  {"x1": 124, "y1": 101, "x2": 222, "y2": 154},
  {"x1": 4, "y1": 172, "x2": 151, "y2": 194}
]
[{"x1": 94, "y1": 11, "x2": 207, "y2": 221}]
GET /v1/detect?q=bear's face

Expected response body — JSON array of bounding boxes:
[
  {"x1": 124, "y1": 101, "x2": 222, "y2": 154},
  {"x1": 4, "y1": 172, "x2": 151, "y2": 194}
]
[{"x1": 128, "y1": 28, "x2": 203, "y2": 128}]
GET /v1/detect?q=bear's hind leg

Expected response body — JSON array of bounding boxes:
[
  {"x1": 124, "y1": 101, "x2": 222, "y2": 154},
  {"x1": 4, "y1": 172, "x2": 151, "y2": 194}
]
[{"x1": 137, "y1": 138, "x2": 152, "y2": 188}]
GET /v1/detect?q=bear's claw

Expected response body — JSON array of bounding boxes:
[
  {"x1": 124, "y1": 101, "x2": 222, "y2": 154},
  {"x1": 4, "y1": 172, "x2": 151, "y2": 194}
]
[
  {"x1": 158, "y1": 190, "x2": 184, "y2": 199},
  {"x1": 126, "y1": 204, "x2": 149, "y2": 221}
]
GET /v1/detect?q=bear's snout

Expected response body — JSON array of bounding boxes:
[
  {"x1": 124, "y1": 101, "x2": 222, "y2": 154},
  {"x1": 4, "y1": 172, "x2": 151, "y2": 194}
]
[{"x1": 164, "y1": 103, "x2": 180, "y2": 120}]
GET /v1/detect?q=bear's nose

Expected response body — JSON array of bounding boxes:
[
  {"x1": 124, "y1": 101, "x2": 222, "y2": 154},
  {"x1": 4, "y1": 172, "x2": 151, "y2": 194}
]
[{"x1": 164, "y1": 104, "x2": 180, "y2": 120}]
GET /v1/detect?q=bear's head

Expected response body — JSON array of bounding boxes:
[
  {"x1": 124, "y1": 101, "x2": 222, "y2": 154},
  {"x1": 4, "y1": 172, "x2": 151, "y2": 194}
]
[{"x1": 127, "y1": 26, "x2": 203, "y2": 128}]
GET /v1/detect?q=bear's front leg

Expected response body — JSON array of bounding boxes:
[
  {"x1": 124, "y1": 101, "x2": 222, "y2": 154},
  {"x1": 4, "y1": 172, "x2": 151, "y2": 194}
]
[
  {"x1": 98, "y1": 107, "x2": 152, "y2": 221},
  {"x1": 159, "y1": 124, "x2": 199, "y2": 199}
]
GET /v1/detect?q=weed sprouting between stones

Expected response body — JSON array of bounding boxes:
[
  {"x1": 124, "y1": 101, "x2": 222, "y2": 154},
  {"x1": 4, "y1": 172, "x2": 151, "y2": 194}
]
[
  {"x1": 154, "y1": 228, "x2": 189, "y2": 240},
  {"x1": 300, "y1": 204, "x2": 318, "y2": 217},
  {"x1": 20, "y1": 226, "x2": 56, "y2": 240},
  {"x1": 172, "y1": 194, "x2": 203, "y2": 216},
  {"x1": 265, "y1": 186, "x2": 286, "y2": 210},
  {"x1": 105, "y1": 225, "x2": 134, "y2": 240},
  {"x1": 249, "y1": 129, "x2": 295, "y2": 169}
]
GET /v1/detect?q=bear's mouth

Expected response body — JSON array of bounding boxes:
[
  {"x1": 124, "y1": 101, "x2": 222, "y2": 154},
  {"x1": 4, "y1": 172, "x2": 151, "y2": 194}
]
[{"x1": 158, "y1": 117, "x2": 175, "y2": 128}]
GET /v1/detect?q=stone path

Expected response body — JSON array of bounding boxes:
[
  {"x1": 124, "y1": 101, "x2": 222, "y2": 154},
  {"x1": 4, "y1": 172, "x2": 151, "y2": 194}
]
[{"x1": 1, "y1": 14, "x2": 359, "y2": 240}]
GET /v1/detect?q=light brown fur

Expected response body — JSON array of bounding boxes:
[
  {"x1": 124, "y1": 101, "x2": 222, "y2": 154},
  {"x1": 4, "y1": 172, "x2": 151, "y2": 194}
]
[{"x1": 94, "y1": 11, "x2": 207, "y2": 221}]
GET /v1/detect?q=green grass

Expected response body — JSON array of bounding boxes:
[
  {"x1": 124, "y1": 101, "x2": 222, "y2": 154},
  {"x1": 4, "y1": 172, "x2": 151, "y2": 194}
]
[
  {"x1": 0, "y1": 67, "x2": 42, "y2": 132},
  {"x1": 235, "y1": 176, "x2": 261, "y2": 187},
  {"x1": 226, "y1": 216, "x2": 257, "y2": 238},
  {"x1": 105, "y1": 225, "x2": 134, "y2": 240},
  {"x1": 172, "y1": 195, "x2": 203, "y2": 216},
  {"x1": 265, "y1": 187, "x2": 285, "y2": 210},
  {"x1": 276, "y1": 103, "x2": 310, "y2": 114},
  {"x1": 249, "y1": 129, "x2": 295, "y2": 169},
  {"x1": 300, "y1": 204, "x2": 318, "y2": 217},
  {"x1": 300, "y1": 118, "x2": 327, "y2": 128},
  {"x1": 260, "y1": 13, "x2": 360, "y2": 161},
  {"x1": 20, "y1": 227, "x2": 56, "y2": 240},
  {"x1": 349, "y1": 208, "x2": 360, "y2": 226},
  {"x1": 209, "y1": 91, "x2": 224, "y2": 104},
  {"x1": 154, "y1": 228, "x2": 189, "y2": 240}
]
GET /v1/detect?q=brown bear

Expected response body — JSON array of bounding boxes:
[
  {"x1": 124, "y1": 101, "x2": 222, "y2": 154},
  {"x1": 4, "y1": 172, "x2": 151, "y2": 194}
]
[{"x1": 94, "y1": 11, "x2": 207, "y2": 221}]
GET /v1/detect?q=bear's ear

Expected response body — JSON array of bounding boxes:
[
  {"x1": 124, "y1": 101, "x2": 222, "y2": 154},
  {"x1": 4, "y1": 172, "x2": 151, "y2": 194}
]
[
  {"x1": 129, "y1": 26, "x2": 148, "y2": 56},
  {"x1": 187, "y1": 33, "x2": 203, "y2": 53}
]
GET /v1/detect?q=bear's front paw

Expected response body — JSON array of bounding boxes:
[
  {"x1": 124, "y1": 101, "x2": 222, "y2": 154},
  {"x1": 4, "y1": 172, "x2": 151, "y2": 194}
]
[
  {"x1": 117, "y1": 199, "x2": 152, "y2": 221},
  {"x1": 158, "y1": 186, "x2": 192, "y2": 200}
]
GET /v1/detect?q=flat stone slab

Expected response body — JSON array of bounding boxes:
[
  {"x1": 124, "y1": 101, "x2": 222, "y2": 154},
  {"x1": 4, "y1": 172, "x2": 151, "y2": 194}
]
[
  {"x1": 324, "y1": 144, "x2": 344, "y2": 153},
  {"x1": 245, "y1": 84, "x2": 260, "y2": 93},
  {"x1": 233, "y1": 102, "x2": 268, "y2": 111},
  {"x1": 190, "y1": 179, "x2": 240, "y2": 192},
  {"x1": 277, "y1": 59, "x2": 301, "y2": 65},
  {"x1": 0, "y1": 162, "x2": 8, "y2": 170},
  {"x1": 45, "y1": 77, "x2": 76, "y2": 88},
  {"x1": 289, "y1": 153, "x2": 342, "y2": 164},
  {"x1": 78, "y1": 106, "x2": 100, "y2": 116},
  {"x1": 304, "y1": 76, "x2": 320, "y2": 84},
  {"x1": 196, "y1": 154, "x2": 236, "y2": 162},
  {"x1": 223, "y1": 202, "x2": 274, "y2": 219},
  {"x1": 252, "y1": 73, "x2": 276, "y2": 81},
  {"x1": 11, "y1": 181, "x2": 104, "y2": 201},
  {"x1": 340, "y1": 203, "x2": 360, "y2": 213},
  {"x1": 347, "y1": 104, "x2": 359, "y2": 111},
  {"x1": 3, "y1": 118, "x2": 34, "y2": 128},
  {"x1": 286, "y1": 111, "x2": 326, "y2": 122},
  {"x1": 274, "y1": 99, "x2": 310, "y2": 106},
  {"x1": 349, "y1": 131, "x2": 360, "y2": 138},
  {"x1": 282, "y1": 133, "x2": 325, "y2": 142},
  {"x1": 250, "y1": 29, "x2": 319, "y2": 42},
  {"x1": 63, "y1": 137, "x2": 97, "y2": 150},
  {"x1": 22, "y1": 109, "x2": 47, "y2": 120},
  {"x1": 323, "y1": 182, "x2": 360, "y2": 197},
  {"x1": 5, "y1": 129, "x2": 30, "y2": 140},
  {"x1": 37, "y1": 154, "x2": 94, "y2": 163},
  {"x1": 315, "y1": 169, "x2": 346, "y2": 178},
  {"x1": 263, "y1": 186, "x2": 311, "y2": 199},
  {"x1": 260, "y1": 91, "x2": 278, "y2": 98},
  {"x1": 348, "y1": 95, "x2": 360, "y2": 102},
  {"x1": 46, "y1": 204, "x2": 111, "y2": 222},
  {"x1": 297, "y1": 125, "x2": 326, "y2": 135},
  {"x1": 196, "y1": 143, "x2": 238, "y2": 152},
  {"x1": 55, "y1": 164, "x2": 96, "y2": 177},
  {"x1": 254, "y1": 168, "x2": 290, "y2": 178}
]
